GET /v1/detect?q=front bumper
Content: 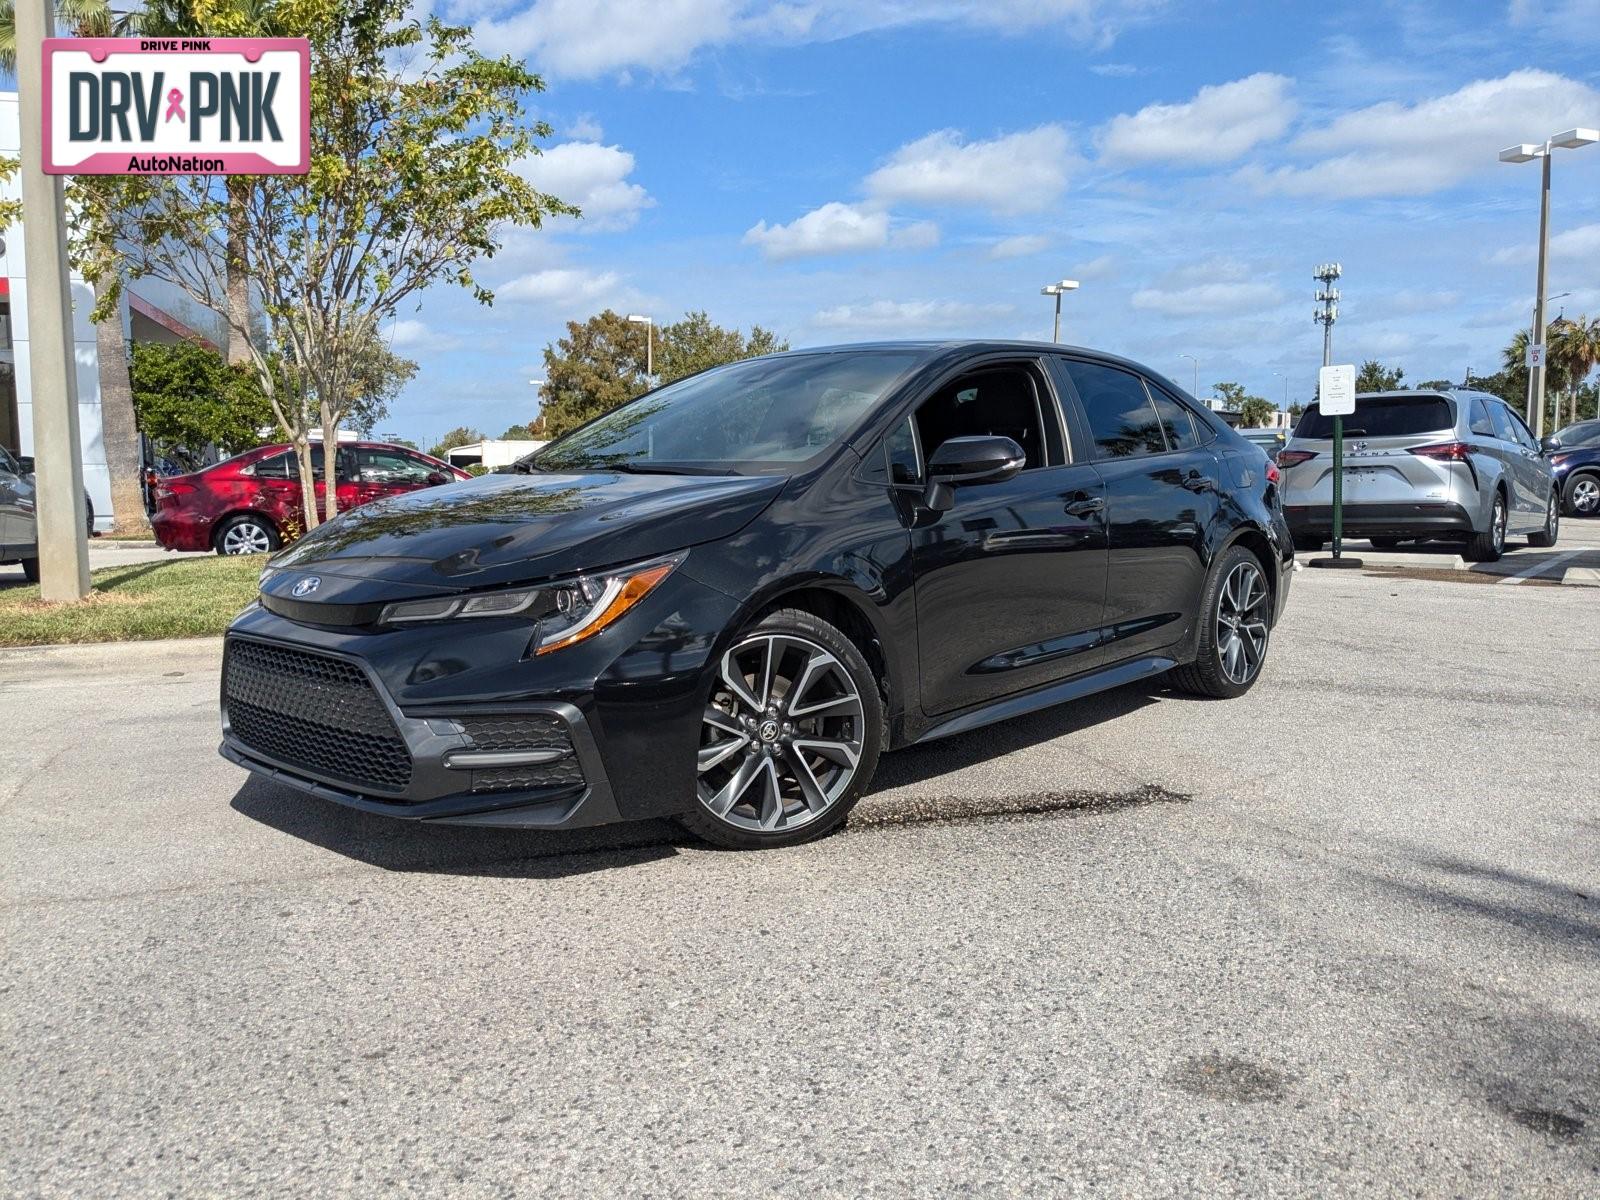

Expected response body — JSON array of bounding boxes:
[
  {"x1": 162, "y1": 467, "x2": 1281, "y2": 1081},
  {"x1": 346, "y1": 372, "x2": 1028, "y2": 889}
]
[{"x1": 1285, "y1": 501, "x2": 1475, "y2": 539}]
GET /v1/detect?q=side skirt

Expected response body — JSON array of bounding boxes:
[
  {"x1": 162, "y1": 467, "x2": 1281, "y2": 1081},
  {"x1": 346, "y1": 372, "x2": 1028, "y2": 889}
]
[{"x1": 911, "y1": 655, "x2": 1177, "y2": 745}]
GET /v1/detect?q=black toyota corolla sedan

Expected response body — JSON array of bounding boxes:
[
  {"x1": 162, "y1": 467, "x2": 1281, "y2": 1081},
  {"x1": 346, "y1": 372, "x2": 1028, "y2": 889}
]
[{"x1": 221, "y1": 341, "x2": 1292, "y2": 848}]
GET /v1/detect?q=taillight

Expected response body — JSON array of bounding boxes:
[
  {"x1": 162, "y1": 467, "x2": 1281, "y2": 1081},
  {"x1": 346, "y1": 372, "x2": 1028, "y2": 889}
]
[
  {"x1": 1265, "y1": 461, "x2": 1281, "y2": 485},
  {"x1": 1276, "y1": 450, "x2": 1317, "y2": 468},
  {"x1": 153, "y1": 481, "x2": 197, "y2": 502},
  {"x1": 1408, "y1": 442, "x2": 1473, "y2": 462}
]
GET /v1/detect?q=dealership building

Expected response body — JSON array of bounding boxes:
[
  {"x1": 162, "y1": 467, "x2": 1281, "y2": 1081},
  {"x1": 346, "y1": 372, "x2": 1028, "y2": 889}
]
[{"x1": 1, "y1": 93, "x2": 234, "y2": 531}]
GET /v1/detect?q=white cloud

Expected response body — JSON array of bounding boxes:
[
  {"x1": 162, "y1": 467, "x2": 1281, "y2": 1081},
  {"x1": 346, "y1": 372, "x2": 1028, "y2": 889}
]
[
  {"x1": 865, "y1": 126, "x2": 1078, "y2": 214},
  {"x1": 387, "y1": 319, "x2": 460, "y2": 353},
  {"x1": 989, "y1": 233, "x2": 1053, "y2": 260},
  {"x1": 514, "y1": 142, "x2": 653, "y2": 231},
  {"x1": 740, "y1": 202, "x2": 891, "y2": 259},
  {"x1": 1490, "y1": 221, "x2": 1600, "y2": 266},
  {"x1": 496, "y1": 266, "x2": 623, "y2": 309},
  {"x1": 565, "y1": 113, "x2": 605, "y2": 140},
  {"x1": 1238, "y1": 70, "x2": 1600, "y2": 198},
  {"x1": 1098, "y1": 74, "x2": 1296, "y2": 166},
  {"x1": 811, "y1": 298, "x2": 1014, "y2": 334},
  {"x1": 468, "y1": 1, "x2": 1162, "y2": 79},
  {"x1": 1130, "y1": 259, "x2": 1283, "y2": 317}
]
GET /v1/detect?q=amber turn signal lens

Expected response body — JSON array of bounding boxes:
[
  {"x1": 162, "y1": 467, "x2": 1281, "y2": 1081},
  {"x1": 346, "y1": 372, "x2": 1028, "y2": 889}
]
[{"x1": 534, "y1": 561, "x2": 677, "y2": 656}]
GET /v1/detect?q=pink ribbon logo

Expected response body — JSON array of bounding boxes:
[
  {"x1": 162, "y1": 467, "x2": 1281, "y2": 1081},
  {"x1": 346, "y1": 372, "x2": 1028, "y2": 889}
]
[{"x1": 164, "y1": 88, "x2": 185, "y2": 123}]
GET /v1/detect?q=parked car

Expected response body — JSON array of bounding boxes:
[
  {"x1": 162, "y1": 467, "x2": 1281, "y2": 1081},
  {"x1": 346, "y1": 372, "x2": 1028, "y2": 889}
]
[
  {"x1": 1542, "y1": 418, "x2": 1600, "y2": 518},
  {"x1": 150, "y1": 441, "x2": 469, "y2": 555},
  {"x1": 219, "y1": 341, "x2": 1293, "y2": 849},
  {"x1": 1240, "y1": 428, "x2": 1287, "y2": 453},
  {"x1": 1279, "y1": 389, "x2": 1560, "y2": 562},
  {"x1": 1, "y1": 445, "x2": 97, "y2": 581}
]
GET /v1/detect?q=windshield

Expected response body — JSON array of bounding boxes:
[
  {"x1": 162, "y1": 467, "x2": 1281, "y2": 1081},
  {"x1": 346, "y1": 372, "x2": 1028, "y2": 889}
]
[
  {"x1": 532, "y1": 351, "x2": 920, "y2": 474},
  {"x1": 1296, "y1": 395, "x2": 1454, "y2": 439},
  {"x1": 1555, "y1": 421, "x2": 1600, "y2": 448}
]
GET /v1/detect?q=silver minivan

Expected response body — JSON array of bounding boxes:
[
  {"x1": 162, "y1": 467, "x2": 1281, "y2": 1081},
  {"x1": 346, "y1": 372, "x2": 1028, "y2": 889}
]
[{"x1": 1280, "y1": 389, "x2": 1559, "y2": 562}]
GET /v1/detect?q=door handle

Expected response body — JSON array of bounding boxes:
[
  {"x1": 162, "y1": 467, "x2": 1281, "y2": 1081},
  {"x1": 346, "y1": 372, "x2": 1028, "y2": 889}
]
[{"x1": 1065, "y1": 495, "x2": 1105, "y2": 517}]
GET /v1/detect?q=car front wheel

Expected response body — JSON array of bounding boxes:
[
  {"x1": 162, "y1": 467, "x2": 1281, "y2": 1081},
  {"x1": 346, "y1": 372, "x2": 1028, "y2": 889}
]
[
  {"x1": 1170, "y1": 545, "x2": 1271, "y2": 700},
  {"x1": 214, "y1": 514, "x2": 281, "y2": 556},
  {"x1": 679, "y1": 608, "x2": 883, "y2": 850}
]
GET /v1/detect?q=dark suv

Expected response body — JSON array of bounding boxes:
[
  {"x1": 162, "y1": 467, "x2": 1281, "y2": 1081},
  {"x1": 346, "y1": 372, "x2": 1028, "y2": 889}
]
[
  {"x1": 220, "y1": 342, "x2": 1292, "y2": 849},
  {"x1": 1544, "y1": 419, "x2": 1600, "y2": 517}
]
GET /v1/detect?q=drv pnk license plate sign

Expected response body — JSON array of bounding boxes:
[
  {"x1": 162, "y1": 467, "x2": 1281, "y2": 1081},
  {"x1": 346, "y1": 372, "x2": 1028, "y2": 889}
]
[{"x1": 42, "y1": 38, "x2": 310, "y2": 175}]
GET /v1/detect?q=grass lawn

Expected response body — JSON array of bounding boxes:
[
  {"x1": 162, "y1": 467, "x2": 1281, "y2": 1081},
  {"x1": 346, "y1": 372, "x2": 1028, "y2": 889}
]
[{"x1": 0, "y1": 555, "x2": 261, "y2": 646}]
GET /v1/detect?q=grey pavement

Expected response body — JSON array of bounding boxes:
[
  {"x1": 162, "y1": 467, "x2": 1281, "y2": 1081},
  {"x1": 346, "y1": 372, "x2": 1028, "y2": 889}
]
[
  {"x1": 1298, "y1": 513, "x2": 1600, "y2": 586},
  {"x1": 0, "y1": 540, "x2": 211, "y2": 588},
  {"x1": 2, "y1": 568, "x2": 1598, "y2": 1197}
]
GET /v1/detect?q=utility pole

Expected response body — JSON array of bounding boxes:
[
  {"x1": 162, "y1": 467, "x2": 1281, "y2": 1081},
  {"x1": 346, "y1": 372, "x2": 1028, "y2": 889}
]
[{"x1": 16, "y1": 0, "x2": 90, "y2": 600}]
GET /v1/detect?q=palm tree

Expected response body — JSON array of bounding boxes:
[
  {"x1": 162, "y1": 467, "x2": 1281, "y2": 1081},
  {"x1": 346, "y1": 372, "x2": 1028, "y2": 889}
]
[
  {"x1": 1549, "y1": 315, "x2": 1600, "y2": 430},
  {"x1": 2, "y1": 1, "x2": 151, "y2": 534}
]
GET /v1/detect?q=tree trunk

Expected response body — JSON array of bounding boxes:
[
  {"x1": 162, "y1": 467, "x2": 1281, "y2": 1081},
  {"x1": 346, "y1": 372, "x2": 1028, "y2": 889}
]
[
  {"x1": 93, "y1": 284, "x2": 152, "y2": 537},
  {"x1": 225, "y1": 178, "x2": 252, "y2": 366},
  {"x1": 293, "y1": 437, "x2": 318, "y2": 535},
  {"x1": 321, "y1": 407, "x2": 340, "y2": 524}
]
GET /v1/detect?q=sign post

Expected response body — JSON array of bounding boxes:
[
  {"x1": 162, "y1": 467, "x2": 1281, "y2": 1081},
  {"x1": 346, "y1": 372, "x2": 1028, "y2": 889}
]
[{"x1": 1309, "y1": 363, "x2": 1362, "y2": 570}]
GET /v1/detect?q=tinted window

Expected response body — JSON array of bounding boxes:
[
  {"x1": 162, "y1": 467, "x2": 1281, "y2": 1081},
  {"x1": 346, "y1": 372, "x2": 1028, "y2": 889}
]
[
  {"x1": 356, "y1": 448, "x2": 436, "y2": 485},
  {"x1": 913, "y1": 365, "x2": 1052, "y2": 470},
  {"x1": 1558, "y1": 422, "x2": 1600, "y2": 447},
  {"x1": 1504, "y1": 406, "x2": 1537, "y2": 449},
  {"x1": 1064, "y1": 360, "x2": 1166, "y2": 459},
  {"x1": 251, "y1": 447, "x2": 329, "y2": 479},
  {"x1": 860, "y1": 417, "x2": 921, "y2": 485},
  {"x1": 1468, "y1": 398, "x2": 1495, "y2": 437},
  {"x1": 1147, "y1": 385, "x2": 1200, "y2": 451},
  {"x1": 535, "y1": 351, "x2": 919, "y2": 474},
  {"x1": 1488, "y1": 403, "x2": 1521, "y2": 445},
  {"x1": 1296, "y1": 396, "x2": 1454, "y2": 439}
]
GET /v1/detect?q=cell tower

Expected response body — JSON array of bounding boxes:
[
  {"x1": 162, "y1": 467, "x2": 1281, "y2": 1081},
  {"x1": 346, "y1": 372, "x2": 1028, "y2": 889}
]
[{"x1": 1314, "y1": 263, "x2": 1341, "y2": 368}]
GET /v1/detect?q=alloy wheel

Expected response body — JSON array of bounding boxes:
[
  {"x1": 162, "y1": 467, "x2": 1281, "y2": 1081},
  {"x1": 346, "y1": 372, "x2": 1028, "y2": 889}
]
[
  {"x1": 697, "y1": 633, "x2": 865, "y2": 833},
  {"x1": 1547, "y1": 492, "x2": 1559, "y2": 539},
  {"x1": 1492, "y1": 498, "x2": 1507, "y2": 553},
  {"x1": 1215, "y1": 561, "x2": 1268, "y2": 686},
  {"x1": 222, "y1": 521, "x2": 273, "y2": 555},
  {"x1": 1574, "y1": 477, "x2": 1599, "y2": 515}
]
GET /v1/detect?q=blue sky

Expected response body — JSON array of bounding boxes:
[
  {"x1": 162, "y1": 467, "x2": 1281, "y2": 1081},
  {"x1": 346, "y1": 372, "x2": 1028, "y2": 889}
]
[{"x1": 386, "y1": 0, "x2": 1600, "y2": 445}]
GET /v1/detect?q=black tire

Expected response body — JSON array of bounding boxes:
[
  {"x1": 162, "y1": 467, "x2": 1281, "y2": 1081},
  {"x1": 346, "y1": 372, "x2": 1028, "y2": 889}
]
[
  {"x1": 1291, "y1": 532, "x2": 1323, "y2": 553},
  {"x1": 678, "y1": 607, "x2": 884, "y2": 850},
  {"x1": 21, "y1": 557, "x2": 40, "y2": 583},
  {"x1": 1562, "y1": 470, "x2": 1600, "y2": 518},
  {"x1": 1527, "y1": 489, "x2": 1560, "y2": 548},
  {"x1": 1368, "y1": 536, "x2": 1402, "y2": 550},
  {"x1": 1463, "y1": 491, "x2": 1507, "y2": 563},
  {"x1": 213, "y1": 513, "x2": 281, "y2": 556},
  {"x1": 1170, "y1": 544, "x2": 1272, "y2": 700}
]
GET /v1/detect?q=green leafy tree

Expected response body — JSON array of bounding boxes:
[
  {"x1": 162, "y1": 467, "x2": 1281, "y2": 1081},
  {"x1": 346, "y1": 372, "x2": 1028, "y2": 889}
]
[
  {"x1": 535, "y1": 310, "x2": 651, "y2": 438},
  {"x1": 1212, "y1": 381, "x2": 1248, "y2": 409},
  {"x1": 1356, "y1": 360, "x2": 1406, "y2": 392},
  {"x1": 429, "y1": 427, "x2": 484, "y2": 460},
  {"x1": 77, "y1": 0, "x2": 574, "y2": 529},
  {"x1": 1237, "y1": 396, "x2": 1276, "y2": 428},
  {"x1": 499, "y1": 423, "x2": 538, "y2": 440},
  {"x1": 656, "y1": 311, "x2": 789, "y2": 384},
  {"x1": 130, "y1": 339, "x2": 277, "y2": 453}
]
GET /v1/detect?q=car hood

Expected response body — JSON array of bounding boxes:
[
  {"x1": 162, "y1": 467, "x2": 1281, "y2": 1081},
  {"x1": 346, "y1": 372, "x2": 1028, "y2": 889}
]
[{"x1": 262, "y1": 469, "x2": 784, "y2": 599}]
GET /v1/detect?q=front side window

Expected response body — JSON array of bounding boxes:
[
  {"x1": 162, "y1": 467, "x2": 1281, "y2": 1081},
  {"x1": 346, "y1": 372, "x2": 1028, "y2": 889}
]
[
  {"x1": 912, "y1": 364, "x2": 1053, "y2": 471},
  {"x1": 1488, "y1": 402, "x2": 1522, "y2": 445},
  {"x1": 356, "y1": 448, "x2": 436, "y2": 485},
  {"x1": 1504, "y1": 406, "x2": 1538, "y2": 449},
  {"x1": 1064, "y1": 360, "x2": 1166, "y2": 459},
  {"x1": 534, "y1": 351, "x2": 920, "y2": 475}
]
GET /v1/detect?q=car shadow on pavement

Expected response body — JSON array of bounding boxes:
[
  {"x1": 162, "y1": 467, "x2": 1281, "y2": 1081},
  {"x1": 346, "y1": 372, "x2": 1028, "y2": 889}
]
[{"x1": 230, "y1": 776, "x2": 686, "y2": 879}]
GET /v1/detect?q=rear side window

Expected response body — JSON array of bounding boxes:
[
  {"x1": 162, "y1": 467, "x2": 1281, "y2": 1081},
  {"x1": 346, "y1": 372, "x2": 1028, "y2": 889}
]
[
  {"x1": 1296, "y1": 396, "x2": 1453, "y2": 439},
  {"x1": 252, "y1": 451, "x2": 295, "y2": 479},
  {"x1": 1560, "y1": 422, "x2": 1600, "y2": 447},
  {"x1": 1063, "y1": 360, "x2": 1166, "y2": 459},
  {"x1": 1147, "y1": 385, "x2": 1201, "y2": 451},
  {"x1": 1468, "y1": 398, "x2": 1495, "y2": 437},
  {"x1": 1488, "y1": 403, "x2": 1524, "y2": 446}
]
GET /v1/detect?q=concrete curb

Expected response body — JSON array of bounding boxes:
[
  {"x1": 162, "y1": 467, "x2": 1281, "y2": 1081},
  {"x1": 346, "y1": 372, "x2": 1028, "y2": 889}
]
[{"x1": 0, "y1": 636, "x2": 224, "y2": 674}]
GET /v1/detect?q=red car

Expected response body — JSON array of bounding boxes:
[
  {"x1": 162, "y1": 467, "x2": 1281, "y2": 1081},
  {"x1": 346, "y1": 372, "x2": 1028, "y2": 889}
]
[{"x1": 150, "y1": 442, "x2": 470, "y2": 555}]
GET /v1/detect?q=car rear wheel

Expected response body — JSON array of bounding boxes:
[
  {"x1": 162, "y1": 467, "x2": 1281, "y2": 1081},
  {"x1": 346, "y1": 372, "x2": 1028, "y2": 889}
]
[
  {"x1": 1564, "y1": 472, "x2": 1599, "y2": 518},
  {"x1": 1463, "y1": 493, "x2": 1507, "y2": 563},
  {"x1": 1170, "y1": 545, "x2": 1271, "y2": 700},
  {"x1": 1368, "y1": 536, "x2": 1402, "y2": 550},
  {"x1": 679, "y1": 608, "x2": 883, "y2": 850},
  {"x1": 1527, "y1": 489, "x2": 1560, "y2": 548},
  {"x1": 21, "y1": 557, "x2": 40, "y2": 583},
  {"x1": 214, "y1": 514, "x2": 280, "y2": 556}
]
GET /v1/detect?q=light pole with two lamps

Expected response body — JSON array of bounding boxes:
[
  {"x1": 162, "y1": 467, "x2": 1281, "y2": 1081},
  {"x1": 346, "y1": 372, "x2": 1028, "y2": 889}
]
[
  {"x1": 1040, "y1": 280, "x2": 1079, "y2": 343},
  {"x1": 1180, "y1": 353, "x2": 1200, "y2": 399},
  {"x1": 1499, "y1": 128, "x2": 1599, "y2": 437},
  {"x1": 626, "y1": 314, "x2": 654, "y2": 378}
]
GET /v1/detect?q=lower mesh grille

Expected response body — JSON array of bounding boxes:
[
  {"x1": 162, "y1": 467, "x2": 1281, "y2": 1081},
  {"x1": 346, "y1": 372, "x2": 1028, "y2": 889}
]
[
  {"x1": 224, "y1": 638, "x2": 413, "y2": 793},
  {"x1": 460, "y1": 715, "x2": 585, "y2": 795}
]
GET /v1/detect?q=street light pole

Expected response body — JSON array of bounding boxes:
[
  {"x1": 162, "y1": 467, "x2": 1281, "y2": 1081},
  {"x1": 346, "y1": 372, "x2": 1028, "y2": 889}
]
[
  {"x1": 626, "y1": 314, "x2": 653, "y2": 378},
  {"x1": 16, "y1": 0, "x2": 90, "y2": 601},
  {"x1": 1180, "y1": 353, "x2": 1199, "y2": 397},
  {"x1": 1040, "y1": 280, "x2": 1079, "y2": 343},
  {"x1": 1500, "y1": 129, "x2": 1599, "y2": 438}
]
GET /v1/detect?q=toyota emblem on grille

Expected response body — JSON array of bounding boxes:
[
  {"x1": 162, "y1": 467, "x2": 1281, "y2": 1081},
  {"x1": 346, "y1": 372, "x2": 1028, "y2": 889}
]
[{"x1": 291, "y1": 576, "x2": 322, "y2": 598}]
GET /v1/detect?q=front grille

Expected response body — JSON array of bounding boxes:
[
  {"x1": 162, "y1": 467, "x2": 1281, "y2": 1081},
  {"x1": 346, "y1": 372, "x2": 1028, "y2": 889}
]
[
  {"x1": 224, "y1": 638, "x2": 413, "y2": 793},
  {"x1": 459, "y1": 715, "x2": 585, "y2": 795}
]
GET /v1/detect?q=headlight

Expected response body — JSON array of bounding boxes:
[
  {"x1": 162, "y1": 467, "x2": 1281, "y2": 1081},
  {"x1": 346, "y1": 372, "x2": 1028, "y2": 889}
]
[{"x1": 377, "y1": 552, "x2": 683, "y2": 656}]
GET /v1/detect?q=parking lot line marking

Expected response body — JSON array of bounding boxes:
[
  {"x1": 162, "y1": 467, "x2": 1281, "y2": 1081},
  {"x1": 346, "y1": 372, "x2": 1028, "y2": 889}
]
[{"x1": 1499, "y1": 549, "x2": 1584, "y2": 585}]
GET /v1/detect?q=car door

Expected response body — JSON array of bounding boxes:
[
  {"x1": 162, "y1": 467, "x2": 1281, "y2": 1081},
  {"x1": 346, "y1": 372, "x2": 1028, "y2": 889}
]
[
  {"x1": 1054, "y1": 358, "x2": 1219, "y2": 665},
  {"x1": 0, "y1": 447, "x2": 23, "y2": 551},
  {"x1": 1488, "y1": 401, "x2": 1543, "y2": 529},
  {"x1": 899, "y1": 358, "x2": 1110, "y2": 716}
]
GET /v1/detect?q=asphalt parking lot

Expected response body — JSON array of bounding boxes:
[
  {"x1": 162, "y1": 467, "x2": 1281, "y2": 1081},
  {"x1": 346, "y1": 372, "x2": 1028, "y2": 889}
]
[{"x1": 3, "y1": 561, "x2": 1598, "y2": 1197}]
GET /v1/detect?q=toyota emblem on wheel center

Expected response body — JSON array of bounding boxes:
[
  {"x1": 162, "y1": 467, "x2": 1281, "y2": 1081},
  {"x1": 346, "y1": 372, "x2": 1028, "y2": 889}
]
[{"x1": 290, "y1": 576, "x2": 321, "y2": 598}]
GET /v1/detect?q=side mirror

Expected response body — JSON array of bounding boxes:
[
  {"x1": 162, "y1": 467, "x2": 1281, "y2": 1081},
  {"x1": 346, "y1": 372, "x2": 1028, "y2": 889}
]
[
  {"x1": 426, "y1": 471, "x2": 449, "y2": 486},
  {"x1": 921, "y1": 435, "x2": 1026, "y2": 512},
  {"x1": 16, "y1": 454, "x2": 35, "y2": 476},
  {"x1": 1540, "y1": 435, "x2": 1560, "y2": 454}
]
